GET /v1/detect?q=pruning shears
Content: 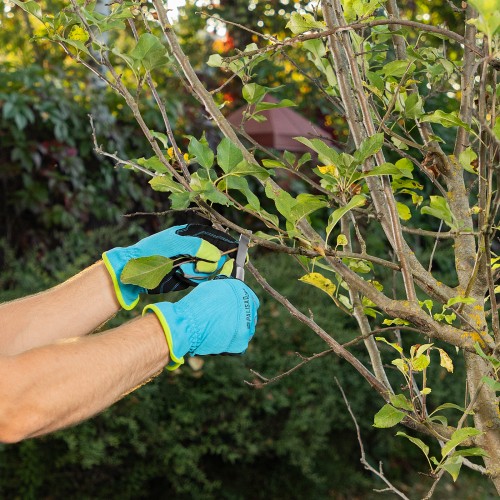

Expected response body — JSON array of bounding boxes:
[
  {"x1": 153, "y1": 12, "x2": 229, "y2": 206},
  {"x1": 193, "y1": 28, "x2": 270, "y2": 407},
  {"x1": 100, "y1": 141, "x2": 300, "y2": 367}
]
[
  {"x1": 231, "y1": 231, "x2": 252, "y2": 281},
  {"x1": 178, "y1": 231, "x2": 251, "y2": 282}
]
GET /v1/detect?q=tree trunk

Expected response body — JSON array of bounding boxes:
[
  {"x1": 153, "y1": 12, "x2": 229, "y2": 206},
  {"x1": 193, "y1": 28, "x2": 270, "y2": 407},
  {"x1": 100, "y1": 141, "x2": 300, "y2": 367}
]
[{"x1": 465, "y1": 352, "x2": 500, "y2": 492}]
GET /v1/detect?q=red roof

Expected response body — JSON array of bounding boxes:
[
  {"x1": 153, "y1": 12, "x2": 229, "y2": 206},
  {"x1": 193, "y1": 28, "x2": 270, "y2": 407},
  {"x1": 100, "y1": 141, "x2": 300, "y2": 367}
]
[{"x1": 226, "y1": 96, "x2": 332, "y2": 152}]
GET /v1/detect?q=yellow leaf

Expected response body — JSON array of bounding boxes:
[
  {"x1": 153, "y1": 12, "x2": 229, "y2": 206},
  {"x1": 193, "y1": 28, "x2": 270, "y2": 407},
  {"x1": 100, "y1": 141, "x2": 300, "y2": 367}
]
[
  {"x1": 337, "y1": 234, "x2": 348, "y2": 246},
  {"x1": 318, "y1": 165, "x2": 339, "y2": 177},
  {"x1": 438, "y1": 348, "x2": 454, "y2": 373},
  {"x1": 299, "y1": 272, "x2": 336, "y2": 298},
  {"x1": 167, "y1": 147, "x2": 174, "y2": 158},
  {"x1": 68, "y1": 25, "x2": 89, "y2": 42}
]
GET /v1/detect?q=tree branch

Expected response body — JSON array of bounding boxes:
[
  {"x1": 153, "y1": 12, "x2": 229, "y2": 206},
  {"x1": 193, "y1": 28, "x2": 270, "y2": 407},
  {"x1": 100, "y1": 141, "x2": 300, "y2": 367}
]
[
  {"x1": 335, "y1": 378, "x2": 411, "y2": 500},
  {"x1": 245, "y1": 349, "x2": 334, "y2": 387}
]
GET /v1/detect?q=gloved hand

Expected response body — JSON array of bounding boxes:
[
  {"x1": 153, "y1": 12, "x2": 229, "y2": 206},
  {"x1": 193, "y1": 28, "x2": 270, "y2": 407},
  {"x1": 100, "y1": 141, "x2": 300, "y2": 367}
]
[
  {"x1": 143, "y1": 278, "x2": 260, "y2": 370},
  {"x1": 102, "y1": 224, "x2": 238, "y2": 310}
]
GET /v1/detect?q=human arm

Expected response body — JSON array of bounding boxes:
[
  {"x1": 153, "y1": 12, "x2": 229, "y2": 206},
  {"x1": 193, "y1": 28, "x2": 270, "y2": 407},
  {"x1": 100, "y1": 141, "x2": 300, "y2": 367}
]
[
  {"x1": 0, "y1": 261, "x2": 120, "y2": 355},
  {"x1": 0, "y1": 313, "x2": 169, "y2": 443},
  {"x1": 0, "y1": 277, "x2": 259, "y2": 443}
]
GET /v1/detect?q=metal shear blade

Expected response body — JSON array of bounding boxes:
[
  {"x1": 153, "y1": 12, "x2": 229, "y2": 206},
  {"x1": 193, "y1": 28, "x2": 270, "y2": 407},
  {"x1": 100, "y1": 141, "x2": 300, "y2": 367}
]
[{"x1": 233, "y1": 232, "x2": 251, "y2": 281}]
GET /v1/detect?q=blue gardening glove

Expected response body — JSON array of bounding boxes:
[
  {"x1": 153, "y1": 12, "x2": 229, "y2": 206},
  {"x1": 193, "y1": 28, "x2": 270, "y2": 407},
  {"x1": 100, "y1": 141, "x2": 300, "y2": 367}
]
[
  {"x1": 143, "y1": 278, "x2": 260, "y2": 370},
  {"x1": 102, "y1": 224, "x2": 237, "y2": 310}
]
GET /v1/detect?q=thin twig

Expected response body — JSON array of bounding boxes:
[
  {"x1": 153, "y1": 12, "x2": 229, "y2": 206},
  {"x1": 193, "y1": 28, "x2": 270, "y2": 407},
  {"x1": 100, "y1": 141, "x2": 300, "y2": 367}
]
[
  {"x1": 422, "y1": 469, "x2": 445, "y2": 500},
  {"x1": 123, "y1": 208, "x2": 202, "y2": 217},
  {"x1": 245, "y1": 349, "x2": 334, "y2": 387},
  {"x1": 89, "y1": 115, "x2": 155, "y2": 177},
  {"x1": 335, "y1": 378, "x2": 410, "y2": 500},
  {"x1": 428, "y1": 221, "x2": 443, "y2": 273}
]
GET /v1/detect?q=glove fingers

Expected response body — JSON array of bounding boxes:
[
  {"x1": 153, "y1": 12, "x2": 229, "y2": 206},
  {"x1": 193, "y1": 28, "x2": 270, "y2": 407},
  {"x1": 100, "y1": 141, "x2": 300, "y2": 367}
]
[
  {"x1": 194, "y1": 240, "x2": 221, "y2": 273},
  {"x1": 219, "y1": 258, "x2": 234, "y2": 277}
]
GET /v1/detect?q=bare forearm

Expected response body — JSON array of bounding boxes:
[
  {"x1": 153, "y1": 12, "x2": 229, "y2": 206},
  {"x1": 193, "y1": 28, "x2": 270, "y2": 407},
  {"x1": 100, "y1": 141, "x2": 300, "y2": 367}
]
[
  {"x1": 0, "y1": 261, "x2": 120, "y2": 355},
  {"x1": 0, "y1": 314, "x2": 168, "y2": 442}
]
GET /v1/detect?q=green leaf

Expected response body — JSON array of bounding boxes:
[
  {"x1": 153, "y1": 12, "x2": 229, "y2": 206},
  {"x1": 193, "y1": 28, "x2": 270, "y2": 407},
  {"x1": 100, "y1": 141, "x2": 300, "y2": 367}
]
[
  {"x1": 375, "y1": 337, "x2": 403, "y2": 353},
  {"x1": 420, "y1": 299, "x2": 433, "y2": 314},
  {"x1": 265, "y1": 182, "x2": 297, "y2": 222},
  {"x1": 224, "y1": 176, "x2": 260, "y2": 210},
  {"x1": 228, "y1": 160, "x2": 270, "y2": 180},
  {"x1": 59, "y1": 37, "x2": 91, "y2": 56},
  {"x1": 459, "y1": 147, "x2": 478, "y2": 174},
  {"x1": 481, "y1": 376, "x2": 500, "y2": 392},
  {"x1": 441, "y1": 427, "x2": 483, "y2": 458},
  {"x1": 255, "y1": 99, "x2": 296, "y2": 112},
  {"x1": 354, "y1": 162, "x2": 413, "y2": 181},
  {"x1": 130, "y1": 33, "x2": 169, "y2": 71},
  {"x1": 468, "y1": 0, "x2": 500, "y2": 35},
  {"x1": 441, "y1": 456, "x2": 463, "y2": 482},
  {"x1": 396, "y1": 432, "x2": 429, "y2": 458},
  {"x1": 188, "y1": 136, "x2": 214, "y2": 169},
  {"x1": 302, "y1": 39, "x2": 326, "y2": 59},
  {"x1": 207, "y1": 54, "x2": 224, "y2": 67},
  {"x1": 382, "y1": 318, "x2": 410, "y2": 326},
  {"x1": 396, "y1": 202, "x2": 411, "y2": 221},
  {"x1": 429, "y1": 415, "x2": 448, "y2": 426},
  {"x1": 433, "y1": 311, "x2": 456, "y2": 324},
  {"x1": 451, "y1": 447, "x2": 489, "y2": 459},
  {"x1": 149, "y1": 176, "x2": 184, "y2": 193},
  {"x1": 136, "y1": 156, "x2": 168, "y2": 174},
  {"x1": 286, "y1": 11, "x2": 326, "y2": 34},
  {"x1": 373, "y1": 404, "x2": 405, "y2": 428},
  {"x1": 121, "y1": 256, "x2": 174, "y2": 289},
  {"x1": 150, "y1": 131, "x2": 169, "y2": 148},
  {"x1": 290, "y1": 194, "x2": 328, "y2": 222},
  {"x1": 430, "y1": 402, "x2": 469, "y2": 415},
  {"x1": 411, "y1": 354, "x2": 430, "y2": 371},
  {"x1": 191, "y1": 176, "x2": 231, "y2": 206},
  {"x1": 446, "y1": 296, "x2": 476, "y2": 307},
  {"x1": 11, "y1": 0, "x2": 42, "y2": 19},
  {"x1": 354, "y1": 133, "x2": 384, "y2": 162},
  {"x1": 494, "y1": 116, "x2": 500, "y2": 140},
  {"x1": 299, "y1": 272, "x2": 336, "y2": 298},
  {"x1": 217, "y1": 138, "x2": 244, "y2": 173},
  {"x1": 474, "y1": 342, "x2": 500, "y2": 368},
  {"x1": 421, "y1": 196, "x2": 456, "y2": 229},
  {"x1": 421, "y1": 110, "x2": 471, "y2": 131},
  {"x1": 242, "y1": 83, "x2": 267, "y2": 104},
  {"x1": 367, "y1": 71, "x2": 385, "y2": 92},
  {"x1": 392, "y1": 358, "x2": 409, "y2": 373},
  {"x1": 326, "y1": 195, "x2": 366, "y2": 240},
  {"x1": 404, "y1": 93, "x2": 424, "y2": 119},
  {"x1": 345, "y1": 258, "x2": 372, "y2": 273},
  {"x1": 294, "y1": 137, "x2": 341, "y2": 166},
  {"x1": 262, "y1": 159, "x2": 286, "y2": 169},
  {"x1": 170, "y1": 191, "x2": 192, "y2": 210},
  {"x1": 395, "y1": 158, "x2": 414, "y2": 178},
  {"x1": 382, "y1": 60, "x2": 415, "y2": 77},
  {"x1": 390, "y1": 394, "x2": 413, "y2": 411}
]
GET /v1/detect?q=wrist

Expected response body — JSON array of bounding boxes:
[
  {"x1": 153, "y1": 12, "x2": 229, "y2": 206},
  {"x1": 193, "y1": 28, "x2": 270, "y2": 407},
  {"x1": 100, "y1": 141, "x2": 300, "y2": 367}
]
[
  {"x1": 142, "y1": 302, "x2": 192, "y2": 370},
  {"x1": 102, "y1": 247, "x2": 143, "y2": 310}
]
